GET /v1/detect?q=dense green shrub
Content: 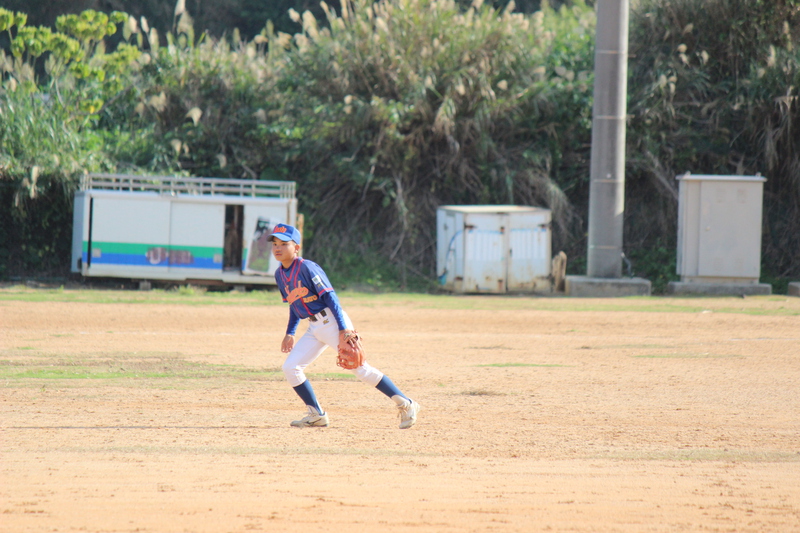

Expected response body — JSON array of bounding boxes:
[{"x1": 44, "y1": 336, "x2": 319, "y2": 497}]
[
  {"x1": 0, "y1": 8, "x2": 141, "y2": 277},
  {"x1": 1, "y1": 0, "x2": 578, "y2": 43},
  {"x1": 128, "y1": 24, "x2": 285, "y2": 177},
  {"x1": 108, "y1": 0, "x2": 595, "y2": 283},
  {"x1": 627, "y1": 0, "x2": 800, "y2": 287},
  {"x1": 4, "y1": 0, "x2": 800, "y2": 291},
  {"x1": 245, "y1": 0, "x2": 595, "y2": 276}
]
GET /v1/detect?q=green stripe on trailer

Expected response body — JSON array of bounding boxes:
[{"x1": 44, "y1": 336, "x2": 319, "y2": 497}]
[{"x1": 84, "y1": 241, "x2": 222, "y2": 258}]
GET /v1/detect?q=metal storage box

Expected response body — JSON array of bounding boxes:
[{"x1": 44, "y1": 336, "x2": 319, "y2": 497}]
[
  {"x1": 71, "y1": 173, "x2": 297, "y2": 287},
  {"x1": 675, "y1": 173, "x2": 766, "y2": 283},
  {"x1": 436, "y1": 205, "x2": 552, "y2": 293}
]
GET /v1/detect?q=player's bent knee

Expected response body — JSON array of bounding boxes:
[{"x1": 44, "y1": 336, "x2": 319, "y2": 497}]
[
  {"x1": 282, "y1": 363, "x2": 306, "y2": 388},
  {"x1": 353, "y1": 364, "x2": 383, "y2": 387}
]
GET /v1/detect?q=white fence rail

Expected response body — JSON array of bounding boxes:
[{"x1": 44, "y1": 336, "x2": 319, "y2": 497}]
[{"x1": 82, "y1": 173, "x2": 295, "y2": 199}]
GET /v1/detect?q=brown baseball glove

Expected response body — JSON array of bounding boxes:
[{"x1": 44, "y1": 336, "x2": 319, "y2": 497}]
[{"x1": 337, "y1": 331, "x2": 365, "y2": 370}]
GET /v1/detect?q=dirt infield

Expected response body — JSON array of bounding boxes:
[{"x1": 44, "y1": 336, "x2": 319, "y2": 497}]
[{"x1": 2, "y1": 290, "x2": 800, "y2": 532}]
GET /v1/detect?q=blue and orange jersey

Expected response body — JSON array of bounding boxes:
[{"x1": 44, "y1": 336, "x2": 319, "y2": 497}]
[{"x1": 275, "y1": 258, "x2": 347, "y2": 333}]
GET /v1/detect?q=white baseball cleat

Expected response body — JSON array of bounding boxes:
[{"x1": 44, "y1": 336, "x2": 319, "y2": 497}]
[
  {"x1": 290, "y1": 406, "x2": 329, "y2": 428},
  {"x1": 397, "y1": 398, "x2": 420, "y2": 429}
]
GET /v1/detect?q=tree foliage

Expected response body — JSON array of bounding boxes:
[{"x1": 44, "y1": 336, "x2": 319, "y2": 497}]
[
  {"x1": 0, "y1": 0, "x2": 577, "y2": 42},
  {"x1": 627, "y1": 0, "x2": 800, "y2": 284},
  {"x1": 3, "y1": 0, "x2": 800, "y2": 291},
  {"x1": 0, "y1": 8, "x2": 139, "y2": 276},
  {"x1": 247, "y1": 0, "x2": 594, "y2": 272}
]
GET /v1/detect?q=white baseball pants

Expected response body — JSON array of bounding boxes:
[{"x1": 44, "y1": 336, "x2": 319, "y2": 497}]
[{"x1": 282, "y1": 308, "x2": 384, "y2": 388}]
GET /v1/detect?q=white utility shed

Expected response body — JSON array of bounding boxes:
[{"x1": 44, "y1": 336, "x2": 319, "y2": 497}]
[
  {"x1": 676, "y1": 173, "x2": 765, "y2": 283},
  {"x1": 71, "y1": 173, "x2": 297, "y2": 287},
  {"x1": 436, "y1": 205, "x2": 552, "y2": 293}
]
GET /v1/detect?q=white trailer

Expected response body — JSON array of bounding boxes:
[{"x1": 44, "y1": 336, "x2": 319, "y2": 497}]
[
  {"x1": 71, "y1": 173, "x2": 297, "y2": 287},
  {"x1": 436, "y1": 205, "x2": 552, "y2": 294}
]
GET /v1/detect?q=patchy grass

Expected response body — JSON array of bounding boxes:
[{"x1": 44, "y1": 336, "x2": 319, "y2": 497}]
[
  {"x1": 0, "y1": 285, "x2": 283, "y2": 306},
  {"x1": 0, "y1": 353, "x2": 357, "y2": 386},
  {"x1": 3, "y1": 285, "x2": 800, "y2": 316}
]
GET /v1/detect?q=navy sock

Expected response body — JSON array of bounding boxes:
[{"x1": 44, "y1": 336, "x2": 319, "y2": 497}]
[
  {"x1": 375, "y1": 376, "x2": 408, "y2": 401},
  {"x1": 292, "y1": 381, "x2": 323, "y2": 414}
]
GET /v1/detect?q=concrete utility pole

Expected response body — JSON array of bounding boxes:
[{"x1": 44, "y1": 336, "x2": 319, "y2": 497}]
[
  {"x1": 586, "y1": 0, "x2": 629, "y2": 278},
  {"x1": 565, "y1": 0, "x2": 651, "y2": 296}
]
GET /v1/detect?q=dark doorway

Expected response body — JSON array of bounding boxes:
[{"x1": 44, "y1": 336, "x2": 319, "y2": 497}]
[{"x1": 223, "y1": 205, "x2": 244, "y2": 271}]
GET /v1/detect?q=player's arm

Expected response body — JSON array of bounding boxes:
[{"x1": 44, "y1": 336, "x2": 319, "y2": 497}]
[
  {"x1": 282, "y1": 307, "x2": 301, "y2": 353},
  {"x1": 320, "y1": 290, "x2": 349, "y2": 332},
  {"x1": 286, "y1": 306, "x2": 301, "y2": 335}
]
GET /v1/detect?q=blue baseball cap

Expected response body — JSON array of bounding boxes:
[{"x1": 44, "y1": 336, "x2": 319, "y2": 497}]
[{"x1": 271, "y1": 223, "x2": 301, "y2": 243}]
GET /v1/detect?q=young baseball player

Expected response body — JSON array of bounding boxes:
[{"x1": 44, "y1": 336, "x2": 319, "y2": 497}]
[{"x1": 270, "y1": 223, "x2": 421, "y2": 429}]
